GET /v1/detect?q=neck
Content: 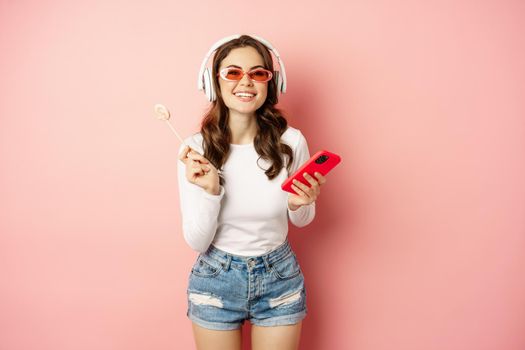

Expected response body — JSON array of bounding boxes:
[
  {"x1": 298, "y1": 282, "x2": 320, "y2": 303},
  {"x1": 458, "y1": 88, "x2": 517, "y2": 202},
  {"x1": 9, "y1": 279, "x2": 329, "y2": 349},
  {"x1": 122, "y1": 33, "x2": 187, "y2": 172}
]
[{"x1": 228, "y1": 111, "x2": 258, "y2": 145}]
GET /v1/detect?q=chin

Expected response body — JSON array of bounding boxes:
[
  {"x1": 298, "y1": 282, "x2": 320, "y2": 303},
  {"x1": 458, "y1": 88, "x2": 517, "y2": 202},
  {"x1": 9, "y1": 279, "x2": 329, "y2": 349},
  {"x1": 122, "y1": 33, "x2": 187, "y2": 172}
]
[
  {"x1": 226, "y1": 101, "x2": 265, "y2": 114},
  {"x1": 234, "y1": 108, "x2": 258, "y2": 116}
]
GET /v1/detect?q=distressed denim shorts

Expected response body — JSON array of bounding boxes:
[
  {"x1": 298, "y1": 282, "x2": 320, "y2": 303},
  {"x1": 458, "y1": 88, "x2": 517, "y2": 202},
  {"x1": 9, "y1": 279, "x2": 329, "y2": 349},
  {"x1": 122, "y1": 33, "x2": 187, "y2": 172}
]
[{"x1": 187, "y1": 239, "x2": 307, "y2": 331}]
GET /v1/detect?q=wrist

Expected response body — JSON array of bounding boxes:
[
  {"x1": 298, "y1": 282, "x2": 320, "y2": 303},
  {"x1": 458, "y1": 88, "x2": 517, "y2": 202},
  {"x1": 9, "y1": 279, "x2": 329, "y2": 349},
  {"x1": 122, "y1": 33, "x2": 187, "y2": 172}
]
[
  {"x1": 288, "y1": 202, "x2": 301, "y2": 211},
  {"x1": 205, "y1": 185, "x2": 220, "y2": 196}
]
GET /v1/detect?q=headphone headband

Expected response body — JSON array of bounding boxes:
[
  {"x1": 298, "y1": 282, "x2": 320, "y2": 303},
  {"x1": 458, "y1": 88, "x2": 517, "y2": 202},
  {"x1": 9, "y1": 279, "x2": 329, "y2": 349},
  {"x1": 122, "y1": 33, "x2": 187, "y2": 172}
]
[{"x1": 197, "y1": 34, "x2": 287, "y2": 101}]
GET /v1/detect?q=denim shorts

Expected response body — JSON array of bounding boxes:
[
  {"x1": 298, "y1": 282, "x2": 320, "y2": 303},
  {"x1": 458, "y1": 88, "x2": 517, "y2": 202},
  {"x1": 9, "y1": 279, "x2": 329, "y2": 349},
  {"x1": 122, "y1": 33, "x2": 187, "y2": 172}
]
[{"x1": 186, "y1": 239, "x2": 307, "y2": 331}]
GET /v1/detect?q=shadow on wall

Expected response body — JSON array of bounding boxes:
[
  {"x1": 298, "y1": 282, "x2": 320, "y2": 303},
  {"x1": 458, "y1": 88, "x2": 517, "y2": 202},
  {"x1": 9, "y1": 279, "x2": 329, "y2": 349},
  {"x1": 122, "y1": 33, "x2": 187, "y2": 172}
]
[{"x1": 283, "y1": 52, "x2": 355, "y2": 350}]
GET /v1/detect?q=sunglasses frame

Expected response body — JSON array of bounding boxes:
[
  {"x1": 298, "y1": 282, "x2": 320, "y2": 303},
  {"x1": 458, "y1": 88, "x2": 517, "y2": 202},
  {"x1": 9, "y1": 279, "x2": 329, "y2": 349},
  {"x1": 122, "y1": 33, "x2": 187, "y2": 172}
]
[{"x1": 217, "y1": 67, "x2": 273, "y2": 83}]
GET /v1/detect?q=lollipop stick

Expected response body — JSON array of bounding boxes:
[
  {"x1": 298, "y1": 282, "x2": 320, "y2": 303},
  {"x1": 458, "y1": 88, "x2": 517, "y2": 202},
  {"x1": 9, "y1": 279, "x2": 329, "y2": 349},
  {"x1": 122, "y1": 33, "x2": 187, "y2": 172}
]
[
  {"x1": 157, "y1": 107, "x2": 217, "y2": 173},
  {"x1": 165, "y1": 120, "x2": 185, "y2": 144}
]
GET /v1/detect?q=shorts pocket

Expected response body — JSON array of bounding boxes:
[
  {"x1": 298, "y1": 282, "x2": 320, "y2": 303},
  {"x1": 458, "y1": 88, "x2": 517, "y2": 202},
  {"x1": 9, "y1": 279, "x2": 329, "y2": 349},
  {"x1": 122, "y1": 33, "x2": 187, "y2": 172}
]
[
  {"x1": 271, "y1": 252, "x2": 301, "y2": 280},
  {"x1": 191, "y1": 254, "x2": 224, "y2": 278}
]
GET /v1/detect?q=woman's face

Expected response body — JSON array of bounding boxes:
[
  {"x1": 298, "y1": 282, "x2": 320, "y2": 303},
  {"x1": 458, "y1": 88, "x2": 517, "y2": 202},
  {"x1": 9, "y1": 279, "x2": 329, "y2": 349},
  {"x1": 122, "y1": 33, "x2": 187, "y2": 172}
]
[{"x1": 217, "y1": 46, "x2": 269, "y2": 117}]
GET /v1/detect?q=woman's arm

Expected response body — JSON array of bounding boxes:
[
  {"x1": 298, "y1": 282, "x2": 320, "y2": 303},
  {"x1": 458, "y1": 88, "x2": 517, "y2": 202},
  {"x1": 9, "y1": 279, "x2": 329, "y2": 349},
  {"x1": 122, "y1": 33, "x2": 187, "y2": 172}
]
[
  {"x1": 287, "y1": 131, "x2": 316, "y2": 227},
  {"x1": 177, "y1": 143, "x2": 224, "y2": 252}
]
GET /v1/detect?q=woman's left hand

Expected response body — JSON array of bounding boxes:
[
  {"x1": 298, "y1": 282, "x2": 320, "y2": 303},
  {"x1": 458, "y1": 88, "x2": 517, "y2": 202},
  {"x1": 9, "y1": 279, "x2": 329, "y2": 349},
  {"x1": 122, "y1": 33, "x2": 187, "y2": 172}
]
[{"x1": 287, "y1": 172, "x2": 327, "y2": 211}]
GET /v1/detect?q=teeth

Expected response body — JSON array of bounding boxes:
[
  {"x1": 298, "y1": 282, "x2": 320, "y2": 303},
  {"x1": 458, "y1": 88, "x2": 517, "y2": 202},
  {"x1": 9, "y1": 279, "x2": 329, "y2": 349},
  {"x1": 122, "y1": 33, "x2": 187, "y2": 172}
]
[{"x1": 235, "y1": 92, "x2": 255, "y2": 97}]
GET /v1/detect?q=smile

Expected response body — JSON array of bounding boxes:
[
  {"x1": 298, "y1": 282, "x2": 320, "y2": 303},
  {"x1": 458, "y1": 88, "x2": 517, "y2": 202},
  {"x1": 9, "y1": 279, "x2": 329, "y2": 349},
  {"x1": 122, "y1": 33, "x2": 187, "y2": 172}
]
[{"x1": 234, "y1": 92, "x2": 256, "y2": 102}]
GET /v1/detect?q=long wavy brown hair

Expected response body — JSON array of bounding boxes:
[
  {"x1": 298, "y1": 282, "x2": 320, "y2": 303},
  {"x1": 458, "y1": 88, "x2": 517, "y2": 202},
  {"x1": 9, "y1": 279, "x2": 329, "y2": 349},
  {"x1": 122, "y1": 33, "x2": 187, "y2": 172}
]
[{"x1": 200, "y1": 35, "x2": 294, "y2": 186}]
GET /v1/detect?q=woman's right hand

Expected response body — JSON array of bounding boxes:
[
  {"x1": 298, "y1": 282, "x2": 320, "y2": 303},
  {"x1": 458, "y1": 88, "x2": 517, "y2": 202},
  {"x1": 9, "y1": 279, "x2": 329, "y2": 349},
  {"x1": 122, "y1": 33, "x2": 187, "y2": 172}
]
[{"x1": 179, "y1": 145, "x2": 220, "y2": 195}]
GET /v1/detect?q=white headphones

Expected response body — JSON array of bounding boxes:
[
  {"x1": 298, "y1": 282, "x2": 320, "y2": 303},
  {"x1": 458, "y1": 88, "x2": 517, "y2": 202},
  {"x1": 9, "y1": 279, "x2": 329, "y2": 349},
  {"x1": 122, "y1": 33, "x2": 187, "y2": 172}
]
[{"x1": 197, "y1": 34, "x2": 287, "y2": 102}]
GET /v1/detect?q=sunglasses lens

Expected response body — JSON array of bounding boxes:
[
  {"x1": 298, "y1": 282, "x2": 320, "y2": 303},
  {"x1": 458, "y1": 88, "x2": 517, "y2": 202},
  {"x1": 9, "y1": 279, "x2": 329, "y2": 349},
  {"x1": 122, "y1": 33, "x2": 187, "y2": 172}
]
[
  {"x1": 223, "y1": 68, "x2": 243, "y2": 80},
  {"x1": 249, "y1": 69, "x2": 271, "y2": 82}
]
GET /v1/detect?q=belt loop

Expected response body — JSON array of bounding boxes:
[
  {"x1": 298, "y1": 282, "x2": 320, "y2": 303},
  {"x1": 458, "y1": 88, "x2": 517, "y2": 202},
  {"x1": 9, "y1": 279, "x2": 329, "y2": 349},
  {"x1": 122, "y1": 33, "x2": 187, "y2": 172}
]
[
  {"x1": 223, "y1": 255, "x2": 232, "y2": 271},
  {"x1": 262, "y1": 255, "x2": 272, "y2": 273}
]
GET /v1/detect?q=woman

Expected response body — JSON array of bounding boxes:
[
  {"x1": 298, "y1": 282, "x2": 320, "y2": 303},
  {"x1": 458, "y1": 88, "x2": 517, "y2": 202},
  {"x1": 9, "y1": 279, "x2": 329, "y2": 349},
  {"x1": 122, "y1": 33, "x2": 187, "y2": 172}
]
[{"x1": 177, "y1": 34, "x2": 326, "y2": 350}]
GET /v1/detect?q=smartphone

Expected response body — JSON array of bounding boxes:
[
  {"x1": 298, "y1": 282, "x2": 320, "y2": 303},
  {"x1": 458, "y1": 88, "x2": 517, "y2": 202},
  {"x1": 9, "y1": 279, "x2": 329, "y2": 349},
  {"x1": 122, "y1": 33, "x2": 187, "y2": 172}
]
[{"x1": 281, "y1": 150, "x2": 341, "y2": 194}]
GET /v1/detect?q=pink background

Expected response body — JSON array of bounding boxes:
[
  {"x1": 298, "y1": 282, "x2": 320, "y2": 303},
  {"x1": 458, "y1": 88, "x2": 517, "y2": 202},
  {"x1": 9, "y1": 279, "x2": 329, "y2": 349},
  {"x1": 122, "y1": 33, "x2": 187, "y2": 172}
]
[{"x1": 1, "y1": 0, "x2": 524, "y2": 349}]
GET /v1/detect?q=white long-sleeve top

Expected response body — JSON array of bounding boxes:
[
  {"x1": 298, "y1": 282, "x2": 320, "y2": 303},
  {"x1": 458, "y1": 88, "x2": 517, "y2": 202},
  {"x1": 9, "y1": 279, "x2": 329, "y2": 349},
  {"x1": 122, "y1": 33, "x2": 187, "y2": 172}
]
[{"x1": 177, "y1": 126, "x2": 315, "y2": 256}]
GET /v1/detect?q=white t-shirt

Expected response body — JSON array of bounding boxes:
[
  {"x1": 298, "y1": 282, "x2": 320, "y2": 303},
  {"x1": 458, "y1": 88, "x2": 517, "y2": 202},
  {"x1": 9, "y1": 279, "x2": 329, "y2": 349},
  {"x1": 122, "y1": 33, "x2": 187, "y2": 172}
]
[{"x1": 177, "y1": 126, "x2": 315, "y2": 256}]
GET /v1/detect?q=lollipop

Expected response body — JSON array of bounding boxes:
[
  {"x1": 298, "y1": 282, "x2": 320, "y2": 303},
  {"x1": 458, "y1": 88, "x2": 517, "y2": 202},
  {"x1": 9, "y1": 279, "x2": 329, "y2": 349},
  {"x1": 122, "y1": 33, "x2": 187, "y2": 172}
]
[
  {"x1": 154, "y1": 103, "x2": 186, "y2": 144},
  {"x1": 154, "y1": 103, "x2": 218, "y2": 175}
]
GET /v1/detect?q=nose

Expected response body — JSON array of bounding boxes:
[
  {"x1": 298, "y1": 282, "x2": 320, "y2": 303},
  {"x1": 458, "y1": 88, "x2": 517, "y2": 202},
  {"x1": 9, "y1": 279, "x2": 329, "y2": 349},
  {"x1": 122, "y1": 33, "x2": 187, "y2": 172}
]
[{"x1": 239, "y1": 72, "x2": 254, "y2": 86}]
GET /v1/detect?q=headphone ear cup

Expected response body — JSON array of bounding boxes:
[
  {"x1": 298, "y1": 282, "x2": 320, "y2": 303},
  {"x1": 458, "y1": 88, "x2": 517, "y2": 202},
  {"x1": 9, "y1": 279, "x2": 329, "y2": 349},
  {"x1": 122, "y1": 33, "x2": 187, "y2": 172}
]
[
  {"x1": 202, "y1": 67, "x2": 215, "y2": 102},
  {"x1": 273, "y1": 70, "x2": 281, "y2": 96}
]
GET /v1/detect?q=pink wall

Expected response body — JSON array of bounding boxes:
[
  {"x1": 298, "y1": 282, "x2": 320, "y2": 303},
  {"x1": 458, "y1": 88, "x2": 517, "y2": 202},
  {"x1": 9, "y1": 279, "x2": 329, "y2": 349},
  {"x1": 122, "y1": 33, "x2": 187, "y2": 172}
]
[{"x1": 1, "y1": 0, "x2": 524, "y2": 349}]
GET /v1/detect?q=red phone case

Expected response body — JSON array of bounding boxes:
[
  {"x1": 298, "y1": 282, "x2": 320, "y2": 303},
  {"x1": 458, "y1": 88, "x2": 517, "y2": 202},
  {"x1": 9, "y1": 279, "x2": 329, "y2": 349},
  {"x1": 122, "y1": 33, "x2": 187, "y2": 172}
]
[{"x1": 281, "y1": 150, "x2": 341, "y2": 194}]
